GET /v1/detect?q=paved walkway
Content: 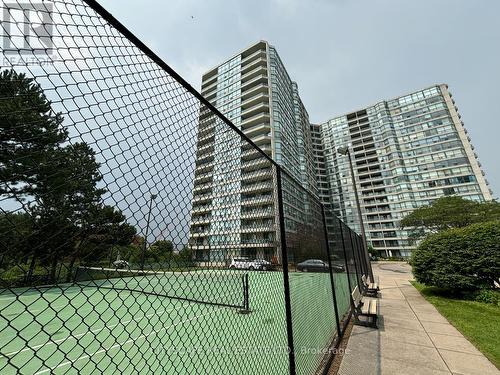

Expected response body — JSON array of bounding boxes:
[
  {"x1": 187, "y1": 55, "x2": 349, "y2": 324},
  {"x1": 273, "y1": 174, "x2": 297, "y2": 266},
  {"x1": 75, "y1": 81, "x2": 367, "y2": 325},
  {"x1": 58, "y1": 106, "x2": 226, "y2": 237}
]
[{"x1": 338, "y1": 262, "x2": 499, "y2": 375}]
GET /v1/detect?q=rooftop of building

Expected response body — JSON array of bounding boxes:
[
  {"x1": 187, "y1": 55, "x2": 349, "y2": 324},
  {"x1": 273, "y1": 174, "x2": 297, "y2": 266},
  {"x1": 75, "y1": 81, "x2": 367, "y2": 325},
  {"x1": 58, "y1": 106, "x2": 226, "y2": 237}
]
[
  {"x1": 202, "y1": 40, "x2": 269, "y2": 80},
  {"x1": 319, "y1": 83, "x2": 449, "y2": 125}
]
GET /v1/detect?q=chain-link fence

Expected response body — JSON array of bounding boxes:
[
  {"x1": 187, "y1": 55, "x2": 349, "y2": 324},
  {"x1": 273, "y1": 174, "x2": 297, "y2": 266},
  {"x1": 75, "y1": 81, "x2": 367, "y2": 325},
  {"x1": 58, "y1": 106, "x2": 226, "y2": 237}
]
[{"x1": 0, "y1": 1, "x2": 371, "y2": 374}]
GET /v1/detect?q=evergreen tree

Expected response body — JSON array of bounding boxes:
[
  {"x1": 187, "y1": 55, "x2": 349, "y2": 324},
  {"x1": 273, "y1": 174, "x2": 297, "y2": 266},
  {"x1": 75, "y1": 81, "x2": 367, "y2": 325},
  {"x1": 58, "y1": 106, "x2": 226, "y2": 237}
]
[
  {"x1": 0, "y1": 69, "x2": 136, "y2": 284},
  {"x1": 0, "y1": 69, "x2": 67, "y2": 198}
]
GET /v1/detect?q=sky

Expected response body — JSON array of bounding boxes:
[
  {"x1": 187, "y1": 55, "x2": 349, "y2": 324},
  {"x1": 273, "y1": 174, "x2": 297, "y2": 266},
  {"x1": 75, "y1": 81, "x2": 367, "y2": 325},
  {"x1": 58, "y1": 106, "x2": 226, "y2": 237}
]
[{"x1": 100, "y1": 0, "x2": 500, "y2": 198}]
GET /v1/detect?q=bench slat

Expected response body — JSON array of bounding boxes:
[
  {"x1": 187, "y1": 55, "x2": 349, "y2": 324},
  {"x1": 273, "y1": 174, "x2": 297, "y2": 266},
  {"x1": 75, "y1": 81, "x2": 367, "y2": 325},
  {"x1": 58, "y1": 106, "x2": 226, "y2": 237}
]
[{"x1": 360, "y1": 299, "x2": 378, "y2": 315}]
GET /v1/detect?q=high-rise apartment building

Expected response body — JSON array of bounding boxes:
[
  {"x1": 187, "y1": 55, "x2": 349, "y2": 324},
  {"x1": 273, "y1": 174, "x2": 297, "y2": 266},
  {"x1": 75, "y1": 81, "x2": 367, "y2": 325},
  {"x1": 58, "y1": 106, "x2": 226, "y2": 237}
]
[
  {"x1": 189, "y1": 41, "x2": 316, "y2": 262},
  {"x1": 319, "y1": 84, "x2": 492, "y2": 257}
]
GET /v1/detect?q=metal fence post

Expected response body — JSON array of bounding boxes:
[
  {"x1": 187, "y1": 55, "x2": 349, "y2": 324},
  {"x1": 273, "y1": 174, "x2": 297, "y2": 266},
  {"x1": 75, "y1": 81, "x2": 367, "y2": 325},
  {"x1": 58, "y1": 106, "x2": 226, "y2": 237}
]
[
  {"x1": 356, "y1": 235, "x2": 368, "y2": 278},
  {"x1": 338, "y1": 219, "x2": 353, "y2": 296},
  {"x1": 276, "y1": 167, "x2": 296, "y2": 375},
  {"x1": 348, "y1": 229, "x2": 362, "y2": 289},
  {"x1": 321, "y1": 205, "x2": 342, "y2": 338},
  {"x1": 352, "y1": 234, "x2": 364, "y2": 279}
]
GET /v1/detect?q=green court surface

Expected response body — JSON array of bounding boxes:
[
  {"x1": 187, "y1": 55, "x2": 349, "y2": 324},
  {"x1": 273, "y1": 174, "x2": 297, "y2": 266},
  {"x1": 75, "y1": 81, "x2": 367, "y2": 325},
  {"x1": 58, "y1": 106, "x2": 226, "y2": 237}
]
[{"x1": 0, "y1": 271, "x2": 350, "y2": 375}]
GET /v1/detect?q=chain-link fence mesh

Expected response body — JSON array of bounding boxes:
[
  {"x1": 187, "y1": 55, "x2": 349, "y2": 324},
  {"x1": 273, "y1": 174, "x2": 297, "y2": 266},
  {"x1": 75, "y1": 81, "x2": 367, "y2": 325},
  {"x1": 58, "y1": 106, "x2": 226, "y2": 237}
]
[
  {"x1": 280, "y1": 171, "x2": 337, "y2": 375},
  {"x1": 324, "y1": 215, "x2": 351, "y2": 336},
  {"x1": 0, "y1": 1, "x2": 368, "y2": 374}
]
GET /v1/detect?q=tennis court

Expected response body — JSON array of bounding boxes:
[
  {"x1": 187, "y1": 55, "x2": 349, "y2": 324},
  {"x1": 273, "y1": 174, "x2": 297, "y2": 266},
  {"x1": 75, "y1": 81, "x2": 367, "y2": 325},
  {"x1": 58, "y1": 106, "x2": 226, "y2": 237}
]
[{"x1": 0, "y1": 270, "x2": 350, "y2": 375}]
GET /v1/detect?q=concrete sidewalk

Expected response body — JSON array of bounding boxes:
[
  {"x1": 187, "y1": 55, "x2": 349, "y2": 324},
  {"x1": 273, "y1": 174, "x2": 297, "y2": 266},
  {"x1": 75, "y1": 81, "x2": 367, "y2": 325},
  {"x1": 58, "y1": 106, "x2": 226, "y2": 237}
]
[{"x1": 338, "y1": 262, "x2": 499, "y2": 375}]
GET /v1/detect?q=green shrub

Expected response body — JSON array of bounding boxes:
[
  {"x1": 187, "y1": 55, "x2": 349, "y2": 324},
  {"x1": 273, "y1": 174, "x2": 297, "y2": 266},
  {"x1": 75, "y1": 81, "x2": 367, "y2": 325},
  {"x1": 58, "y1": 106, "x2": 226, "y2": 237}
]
[
  {"x1": 411, "y1": 221, "x2": 500, "y2": 291},
  {"x1": 472, "y1": 289, "x2": 500, "y2": 306},
  {"x1": 381, "y1": 256, "x2": 406, "y2": 261}
]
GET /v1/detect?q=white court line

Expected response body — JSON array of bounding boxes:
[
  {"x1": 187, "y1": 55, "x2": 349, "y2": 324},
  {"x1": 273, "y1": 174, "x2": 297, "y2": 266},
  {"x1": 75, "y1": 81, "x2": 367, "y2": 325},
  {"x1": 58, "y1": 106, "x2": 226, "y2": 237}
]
[
  {"x1": 34, "y1": 309, "x2": 218, "y2": 375},
  {"x1": 6, "y1": 273, "x2": 273, "y2": 357},
  {"x1": 5, "y1": 305, "x2": 177, "y2": 357},
  {"x1": 0, "y1": 304, "x2": 68, "y2": 316},
  {"x1": 34, "y1": 277, "x2": 283, "y2": 374}
]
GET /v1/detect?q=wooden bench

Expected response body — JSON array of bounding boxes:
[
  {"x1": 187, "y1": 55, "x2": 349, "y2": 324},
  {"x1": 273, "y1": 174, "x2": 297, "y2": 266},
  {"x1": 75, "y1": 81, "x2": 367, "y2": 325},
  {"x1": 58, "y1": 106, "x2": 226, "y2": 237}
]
[
  {"x1": 351, "y1": 285, "x2": 378, "y2": 328},
  {"x1": 361, "y1": 274, "x2": 379, "y2": 297}
]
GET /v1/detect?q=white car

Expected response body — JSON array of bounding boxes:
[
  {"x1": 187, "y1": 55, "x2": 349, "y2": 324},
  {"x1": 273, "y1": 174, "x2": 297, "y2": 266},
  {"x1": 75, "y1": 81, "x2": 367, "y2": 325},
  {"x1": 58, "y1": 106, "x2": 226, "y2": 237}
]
[
  {"x1": 229, "y1": 258, "x2": 272, "y2": 271},
  {"x1": 113, "y1": 259, "x2": 129, "y2": 269}
]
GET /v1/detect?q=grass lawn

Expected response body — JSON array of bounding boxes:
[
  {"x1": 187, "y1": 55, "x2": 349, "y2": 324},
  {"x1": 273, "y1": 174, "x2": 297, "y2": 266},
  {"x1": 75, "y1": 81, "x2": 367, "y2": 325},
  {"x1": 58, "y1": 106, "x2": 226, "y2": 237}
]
[{"x1": 412, "y1": 281, "x2": 500, "y2": 369}]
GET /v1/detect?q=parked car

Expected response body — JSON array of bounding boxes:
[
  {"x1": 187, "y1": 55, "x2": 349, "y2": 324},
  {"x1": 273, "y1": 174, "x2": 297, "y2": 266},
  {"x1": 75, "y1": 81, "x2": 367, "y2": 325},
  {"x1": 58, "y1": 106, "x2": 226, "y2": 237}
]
[
  {"x1": 296, "y1": 259, "x2": 329, "y2": 273},
  {"x1": 253, "y1": 259, "x2": 273, "y2": 271},
  {"x1": 229, "y1": 258, "x2": 272, "y2": 271},
  {"x1": 331, "y1": 262, "x2": 346, "y2": 273},
  {"x1": 113, "y1": 259, "x2": 129, "y2": 269}
]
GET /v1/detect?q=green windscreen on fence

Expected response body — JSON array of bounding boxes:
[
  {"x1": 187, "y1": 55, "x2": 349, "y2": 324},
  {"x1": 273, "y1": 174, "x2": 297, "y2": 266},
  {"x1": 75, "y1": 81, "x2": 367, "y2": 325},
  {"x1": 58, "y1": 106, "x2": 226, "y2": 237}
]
[{"x1": 281, "y1": 172, "x2": 339, "y2": 375}]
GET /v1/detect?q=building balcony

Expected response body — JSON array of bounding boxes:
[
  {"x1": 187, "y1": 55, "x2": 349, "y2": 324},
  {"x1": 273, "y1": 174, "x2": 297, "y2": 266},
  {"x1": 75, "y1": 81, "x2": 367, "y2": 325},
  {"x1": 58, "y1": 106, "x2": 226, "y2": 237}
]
[
  {"x1": 194, "y1": 173, "x2": 212, "y2": 185},
  {"x1": 191, "y1": 204, "x2": 211, "y2": 214},
  {"x1": 241, "y1": 83, "x2": 268, "y2": 101},
  {"x1": 241, "y1": 56, "x2": 267, "y2": 75},
  {"x1": 201, "y1": 69, "x2": 217, "y2": 87},
  {"x1": 202, "y1": 87, "x2": 217, "y2": 101},
  {"x1": 240, "y1": 240, "x2": 276, "y2": 248},
  {"x1": 196, "y1": 152, "x2": 214, "y2": 165},
  {"x1": 241, "y1": 74, "x2": 268, "y2": 92},
  {"x1": 190, "y1": 215, "x2": 211, "y2": 225},
  {"x1": 194, "y1": 162, "x2": 214, "y2": 175},
  {"x1": 241, "y1": 65, "x2": 268, "y2": 83},
  {"x1": 242, "y1": 168, "x2": 273, "y2": 182},
  {"x1": 190, "y1": 231, "x2": 210, "y2": 238},
  {"x1": 193, "y1": 183, "x2": 212, "y2": 194},
  {"x1": 364, "y1": 206, "x2": 391, "y2": 214},
  {"x1": 243, "y1": 123, "x2": 271, "y2": 138},
  {"x1": 241, "y1": 195, "x2": 274, "y2": 207},
  {"x1": 198, "y1": 132, "x2": 215, "y2": 145},
  {"x1": 198, "y1": 119, "x2": 215, "y2": 132},
  {"x1": 241, "y1": 92, "x2": 270, "y2": 110},
  {"x1": 192, "y1": 193, "x2": 212, "y2": 203},
  {"x1": 204, "y1": 91, "x2": 216, "y2": 103},
  {"x1": 198, "y1": 126, "x2": 215, "y2": 139},
  {"x1": 241, "y1": 146, "x2": 272, "y2": 160},
  {"x1": 241, "y1": 157, "x2": 271, "y2": 172},
  {"x1": 241, "y1": 49, "x2": 266, "y2": 66},
  {"x1": 196, "y1": 143, "x2": 214, "y2": 154},
  {"x1": 240, "y1": 225, "x2": 275, "y2": 233},
  {"x1": 241, "y1": 102, "x2": 269, "y2": 119},
  {"x1": 248, "y1": 133, "x2": 272, "y2": 147},
  {"x1": 201, "y1": 80, "x2": 217, "y2": 96},
  {"x1": 198, "y1": 105, "x2": 212, "y2": 119},
  {"x1": 241, "y1": 181, "x2": 273, "y2": 194},
  {"x1": 195, "y1": 159, "x2": 214, "y2": 172},
  {"x1": 240, "y1": 208, "x2": 274, "y2": 219}
]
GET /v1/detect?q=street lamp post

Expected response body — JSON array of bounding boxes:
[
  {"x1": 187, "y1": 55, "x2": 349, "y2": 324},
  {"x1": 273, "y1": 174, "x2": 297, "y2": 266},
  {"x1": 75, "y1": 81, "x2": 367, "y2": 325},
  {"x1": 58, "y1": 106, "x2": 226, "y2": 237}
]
[
  {"x1": 337, "y1": 146, "x2": 374, "y2": 281},
  {"x1": 140, "y1": 193, "x2": 157, "y2": 271}
]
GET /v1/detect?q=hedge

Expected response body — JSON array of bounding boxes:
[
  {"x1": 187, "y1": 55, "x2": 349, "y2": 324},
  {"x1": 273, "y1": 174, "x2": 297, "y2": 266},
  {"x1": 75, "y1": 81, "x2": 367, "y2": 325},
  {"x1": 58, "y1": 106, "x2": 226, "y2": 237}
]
[{"x1": 411, "y1": 221, "x2": 500, "y2": 291}]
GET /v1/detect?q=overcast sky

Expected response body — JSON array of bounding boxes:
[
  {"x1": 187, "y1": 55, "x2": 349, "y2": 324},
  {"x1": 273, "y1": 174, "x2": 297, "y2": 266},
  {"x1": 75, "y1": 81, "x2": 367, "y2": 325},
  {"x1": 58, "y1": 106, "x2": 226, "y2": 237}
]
[{"x1": 100, "y1": 0, "x2": 500, "y2": 198}]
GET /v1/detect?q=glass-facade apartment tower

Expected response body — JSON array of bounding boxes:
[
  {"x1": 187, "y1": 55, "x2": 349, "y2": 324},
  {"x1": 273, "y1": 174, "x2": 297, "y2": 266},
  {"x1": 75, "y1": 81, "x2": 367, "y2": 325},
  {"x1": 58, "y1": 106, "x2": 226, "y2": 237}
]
[
  {"x1": 319, "y1": 84, "x2": 492, "y2": 257},
  {"x1": 189, "y1": 41, "x2": 316, "y2": 262}
]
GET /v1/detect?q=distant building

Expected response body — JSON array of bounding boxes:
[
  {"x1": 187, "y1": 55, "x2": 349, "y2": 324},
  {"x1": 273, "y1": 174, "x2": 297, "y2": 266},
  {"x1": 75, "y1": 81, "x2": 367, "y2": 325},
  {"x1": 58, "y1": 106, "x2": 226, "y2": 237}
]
[{"x1": 319, "y1": 84, "x2": 492, "y2": 257}]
